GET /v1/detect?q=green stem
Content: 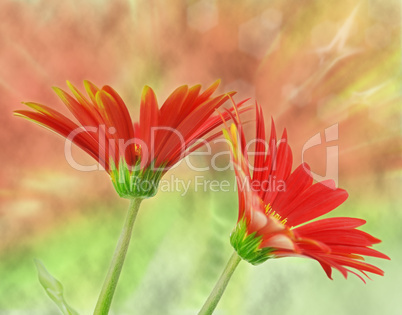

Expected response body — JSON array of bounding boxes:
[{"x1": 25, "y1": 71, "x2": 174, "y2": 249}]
[
  {"x1": 198, "y1": 251, "x2": 242, "y2": 315},
  {"x1": 94, "y1": 198, "x2": 142, "y2": 315}
]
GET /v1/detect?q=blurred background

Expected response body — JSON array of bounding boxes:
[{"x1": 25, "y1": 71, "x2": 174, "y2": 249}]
[{"x1": 0, "y1": 0, "x2": 400, "y2": 314}]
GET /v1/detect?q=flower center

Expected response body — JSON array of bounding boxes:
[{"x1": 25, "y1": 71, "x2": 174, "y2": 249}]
[
  {"x1": 265, "y1": 204, "x2": 288, "y2": 225},
  {"x1": 134, "y1": 144, "x2": 141, "y2": 156}
]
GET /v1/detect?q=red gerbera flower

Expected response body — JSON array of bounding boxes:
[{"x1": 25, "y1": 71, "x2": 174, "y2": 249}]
[
  {"x1": 15, "y1": 80, "x2": 242, "y2": 199},
  {"x1": 223, "y1": 104, "x2": 389, "y2": 282}
]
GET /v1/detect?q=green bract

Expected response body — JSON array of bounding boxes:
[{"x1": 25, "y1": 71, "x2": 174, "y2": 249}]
[
  {"x1": 110, "y1": 159, "x2": 165, "y2": 199},
  {"x1": 230, "y1": 218, "x2": 275, "y2": 265}
]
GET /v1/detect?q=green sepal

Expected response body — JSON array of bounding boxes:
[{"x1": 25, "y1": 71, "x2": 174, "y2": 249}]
[
  {"x1": 230, "y1": 218, "x2": 275, "y2": 265},
  {"x1": 34, "y1": 259, "x2": 79, "y2": 315},
  {"x1": 110, "y1": 158, "x2": 165, "y2": 199}
]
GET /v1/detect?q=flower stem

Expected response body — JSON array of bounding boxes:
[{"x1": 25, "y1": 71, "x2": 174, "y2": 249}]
[
  {"x1": 198, "y1": 251, "x2": 242, "y2": 315},
  {"x1": 94, "y1": 198, "x2": 142, "y2": 315}
]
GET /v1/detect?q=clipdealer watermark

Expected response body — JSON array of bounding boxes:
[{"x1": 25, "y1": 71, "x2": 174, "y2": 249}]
[
  {"x1": 133, "y1": 174, "x2": 287, "y2": 197},
  {"x1": 63, "y1": 124, "x2": 340, "y2": 188}
]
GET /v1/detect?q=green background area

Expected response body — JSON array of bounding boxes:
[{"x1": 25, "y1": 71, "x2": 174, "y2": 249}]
[{"x1": 1, "y1": 174, "x2": 399, "y2": 315}]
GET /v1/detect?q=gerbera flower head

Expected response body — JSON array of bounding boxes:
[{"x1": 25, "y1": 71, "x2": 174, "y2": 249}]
[
  {"x1": 15, "y1": 80, "x2": 239, "y2": 199},
  {"x1": 223, "y1": 104, "x2": 389, "y2": 281}
]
